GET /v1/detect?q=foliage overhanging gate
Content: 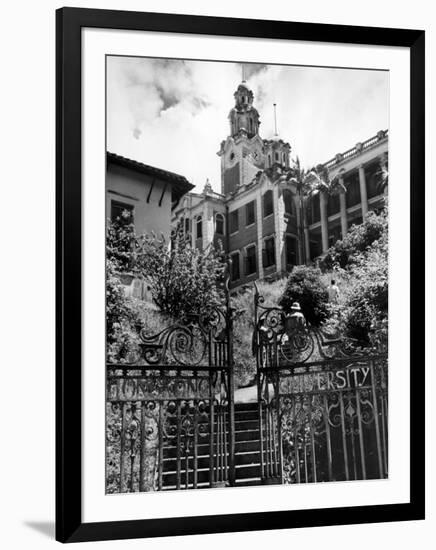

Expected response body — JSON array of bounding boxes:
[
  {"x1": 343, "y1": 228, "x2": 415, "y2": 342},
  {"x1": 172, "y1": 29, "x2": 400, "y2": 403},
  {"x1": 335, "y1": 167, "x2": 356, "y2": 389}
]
[
  {"x1": 106, "y1": 282, "x2": 388, "y2": 492},
  {"x1": 253, "y1": 283, "x2": 388, "y2": 485}
]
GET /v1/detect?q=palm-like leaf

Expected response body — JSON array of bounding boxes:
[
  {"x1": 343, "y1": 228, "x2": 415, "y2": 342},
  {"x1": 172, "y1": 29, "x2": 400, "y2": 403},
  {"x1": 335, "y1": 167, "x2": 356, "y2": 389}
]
[
  {"x1": 376, "y1": 154, "x2": 389, "y2": 192},
  {"x1": 310, "y1": 165, "x2": 346, "y2": 196}
]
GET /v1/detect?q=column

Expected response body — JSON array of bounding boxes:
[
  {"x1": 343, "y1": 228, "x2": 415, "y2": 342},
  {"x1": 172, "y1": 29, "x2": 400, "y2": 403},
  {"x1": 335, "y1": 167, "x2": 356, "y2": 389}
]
[
  {"x1": 320, "y1": 191, "x2": 329, "y2": 253},
  {"x1": 202, "y1": 201, "x2": 209, "y2": 250},
  {"x1": 273, "y1": 186, "x2": 283, "y2": 274},
  {"x1": 358, "y1": 165, "x2": 368, "y2": 218},
  {"x1": 295, "y1": 197, "x2": 303, "y2": 264},
  {"x1": 304, "y1": 228, "x2": 310, "y2": 264},
  {"x1": 256, "y1": 196, "x2": 264, "y2": 279},
  {"x1": 339, "y1": 184, "x2": 348, "y2": 239}
]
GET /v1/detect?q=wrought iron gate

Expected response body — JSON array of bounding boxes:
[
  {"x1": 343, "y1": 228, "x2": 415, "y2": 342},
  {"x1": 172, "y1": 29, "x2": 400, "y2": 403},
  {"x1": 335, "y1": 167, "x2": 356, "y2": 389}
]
[
  {"x1": 253, "y1": 284, "x2": 388, "y2": 485},
  {"x1": 106, "y1": 305, "x2": 235, "y2": 493},
  {"x1": 106, "y1": 282, "x2": 388, "y2": 492}
]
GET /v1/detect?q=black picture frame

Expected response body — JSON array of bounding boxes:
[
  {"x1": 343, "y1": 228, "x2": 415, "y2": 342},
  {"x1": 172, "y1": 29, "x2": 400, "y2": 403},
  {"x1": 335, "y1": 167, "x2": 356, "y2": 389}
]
[{"x1": 56, "y1": 7, "x2": 425, "y2": 543}]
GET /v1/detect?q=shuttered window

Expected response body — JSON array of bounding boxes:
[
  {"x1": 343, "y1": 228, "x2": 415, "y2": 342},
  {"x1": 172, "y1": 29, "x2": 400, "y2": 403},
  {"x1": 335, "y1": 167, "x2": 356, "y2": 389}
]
[
  {"x1": 245, "y1": 201, "x2": 255, "y2": 226},
  {"x1": 263, "y1": 191, "x2": 273, "y2": 217},
  {"x1": 230, "y1": 209, "x2": 239, "y2": 233},
  {"x1": 245, "y1": 245, "x2": 257, "y2": 275},
  {"x1": 286, "y1": 236, "x2": 298, "y2": 269},
  {"x1": 111, "y1": 200, "x2": 133, "y2": 225},
  {"x1": 263, "y1": 237, "x2": 275, "y2": 267},
  {"x1": 230, "y1": 252, "x2": 240, "y2": 281}
]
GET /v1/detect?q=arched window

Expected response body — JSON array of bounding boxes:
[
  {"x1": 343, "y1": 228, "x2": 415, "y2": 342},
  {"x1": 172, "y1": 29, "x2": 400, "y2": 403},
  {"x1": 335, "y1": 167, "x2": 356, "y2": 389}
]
[
  {"x1": 215, "y1": 213, "x2": 224, "y2": 235},
  {"x1": 263, "y1": 190, "x2": 273, "y2": 217},
  {"x1": 196, "y1": 215, "x2": 203, "y2": 239},
  {"x1": 268, "y1": 154, "x2": 272, "y2": 167}
]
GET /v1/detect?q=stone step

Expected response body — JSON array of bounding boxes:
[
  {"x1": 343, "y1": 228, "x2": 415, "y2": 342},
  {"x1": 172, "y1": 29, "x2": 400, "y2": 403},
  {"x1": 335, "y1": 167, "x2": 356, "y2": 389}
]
[
  {"x1": 162, "y1": 463, "x2": 263, "y2": 487},
  {"x1": 162, "y1": 449, "x2": 266, "y2": 472},
  {"x1": 162, "y1": 437, "x2": 262, "y2": 459}
]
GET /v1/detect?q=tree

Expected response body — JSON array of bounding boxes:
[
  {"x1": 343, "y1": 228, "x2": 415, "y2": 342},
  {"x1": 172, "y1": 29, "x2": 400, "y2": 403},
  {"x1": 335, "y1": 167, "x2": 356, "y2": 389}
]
[
  {"x1": 106, "y1": 256, "x2": 142, "y2": 362},
  {"x1": 376, "y1": 152, "x2": 389, "y2": 193},
  {"x1": 310, "y1": 164, "x2": 346, "y2": 196},
  {"x1": 279, "y1": 265, "x2": 329, "y2": 326},
  {"x1": 340, "y1": 233, "x2": 388, "y2": 344},
  {"x1": 321, "y1": 207, "x2": 389, "y2": 345},
  {"x1": 106, "y1": 210, "x2": 136, "y2": 271},
  {"x1": 136, "y1": 230, "x2": 226, "y2": 321},
  {"x1": 319, "y1": 207, "x2": 388, "y2": 270},
  {"x1": 287, "y1": 157, "x2": 316, "y2": 264}
]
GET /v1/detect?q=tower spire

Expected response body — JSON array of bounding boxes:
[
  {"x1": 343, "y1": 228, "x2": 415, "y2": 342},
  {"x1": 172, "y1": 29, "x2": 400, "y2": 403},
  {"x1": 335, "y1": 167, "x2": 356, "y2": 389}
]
[
  {"x1": 273, "y1": 103, "x2": 278, "y2": 136},
  {"x1": 241, "y1": 63, "x2": 246, "y2": 83}
]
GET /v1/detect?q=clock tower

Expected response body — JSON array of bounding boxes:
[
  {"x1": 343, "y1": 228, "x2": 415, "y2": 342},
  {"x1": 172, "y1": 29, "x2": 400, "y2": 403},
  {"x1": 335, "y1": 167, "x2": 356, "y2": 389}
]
[{"x1": 218, "y1": 80, "x2": 265, "y2": 196}]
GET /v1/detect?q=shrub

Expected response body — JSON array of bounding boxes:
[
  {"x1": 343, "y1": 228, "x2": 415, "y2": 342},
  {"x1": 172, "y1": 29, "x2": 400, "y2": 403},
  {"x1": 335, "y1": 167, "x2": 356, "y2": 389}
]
[
  {"x1": 325, "y1": 231, "x2": 388, "y2": 345},
  {"x1": 279, "y1": 266, "x2": 329, "y2": 326},
  {"x1": 135, "y1": 231, "x2": 226, "y2": 321},
  {"x1": 319, "y1": 207, "x2": 388, "y2": 270},
  {"x1": 341, "y1": 236, "x2": 388, "y2": 344}
]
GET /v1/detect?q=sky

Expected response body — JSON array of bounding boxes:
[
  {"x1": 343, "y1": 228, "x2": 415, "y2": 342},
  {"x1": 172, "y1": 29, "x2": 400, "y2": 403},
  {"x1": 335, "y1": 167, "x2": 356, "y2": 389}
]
[{"x1": 107, "y1": 56, "x2": 388, "y2": 193}]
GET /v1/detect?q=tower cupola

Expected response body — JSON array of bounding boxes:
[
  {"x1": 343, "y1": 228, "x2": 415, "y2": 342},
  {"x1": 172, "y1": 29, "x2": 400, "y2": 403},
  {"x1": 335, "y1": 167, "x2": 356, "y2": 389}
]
[{"x1": 228, "y1": 80, "x2": 260, "y2": 139}]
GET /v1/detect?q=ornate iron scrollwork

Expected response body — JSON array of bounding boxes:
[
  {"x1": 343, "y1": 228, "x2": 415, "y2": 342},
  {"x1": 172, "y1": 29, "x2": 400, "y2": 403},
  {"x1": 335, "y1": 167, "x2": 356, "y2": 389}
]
[
  {"x1": 253, "y1": 282, "x2": 367, "y2": 364},
  {"x1": 137, "y1": 306, "x2": 228, "y2": 367}
]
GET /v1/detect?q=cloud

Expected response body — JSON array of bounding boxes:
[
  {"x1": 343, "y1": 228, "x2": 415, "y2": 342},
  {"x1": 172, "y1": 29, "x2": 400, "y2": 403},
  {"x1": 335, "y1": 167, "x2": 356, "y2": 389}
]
[{"x1": 107, "y1": 57, "x2": 388, "y2": 192}]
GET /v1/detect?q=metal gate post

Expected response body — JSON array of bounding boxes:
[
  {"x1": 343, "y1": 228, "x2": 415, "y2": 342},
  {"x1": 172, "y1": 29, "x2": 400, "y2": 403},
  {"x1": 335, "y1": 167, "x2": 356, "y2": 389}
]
[{"x1": 226, "y1": 261, "x2": 236, "y2": 486}]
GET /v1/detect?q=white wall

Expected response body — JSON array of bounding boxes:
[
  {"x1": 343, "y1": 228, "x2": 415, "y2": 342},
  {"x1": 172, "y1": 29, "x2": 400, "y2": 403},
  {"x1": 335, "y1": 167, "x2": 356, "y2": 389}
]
[
  {"x1": 107, "y1": 163, "x2": 173, "y2": 239},
  {"x1": 0, "y1": 1, "x2": 434, "y2": 549}
]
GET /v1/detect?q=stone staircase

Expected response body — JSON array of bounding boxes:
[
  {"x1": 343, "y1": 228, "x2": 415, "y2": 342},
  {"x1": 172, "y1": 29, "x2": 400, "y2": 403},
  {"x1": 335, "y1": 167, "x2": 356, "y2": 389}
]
[
  {"x1": 161, "y1": 402, "x2": 263, "y2": 490},
  {"x1": 234, "y1": 402, "x2": 262, "y2": 486}
]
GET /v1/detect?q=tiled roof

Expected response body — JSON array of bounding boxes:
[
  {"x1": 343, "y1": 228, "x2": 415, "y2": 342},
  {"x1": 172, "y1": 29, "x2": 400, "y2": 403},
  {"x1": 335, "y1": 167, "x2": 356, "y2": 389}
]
[{"x1": 107, "y1": 152, "x2": 194, "y2": 202}]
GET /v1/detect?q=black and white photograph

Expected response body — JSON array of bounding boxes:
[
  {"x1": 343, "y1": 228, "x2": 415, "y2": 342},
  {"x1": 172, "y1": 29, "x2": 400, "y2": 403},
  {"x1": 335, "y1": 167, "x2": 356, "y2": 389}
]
[{"x1": 105, "y1": 56, "x2": 389, "y2": 493}]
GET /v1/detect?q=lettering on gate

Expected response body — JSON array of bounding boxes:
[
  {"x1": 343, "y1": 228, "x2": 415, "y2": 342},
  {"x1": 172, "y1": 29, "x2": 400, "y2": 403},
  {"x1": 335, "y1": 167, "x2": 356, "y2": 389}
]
[
  {"x1": 107, "y1": 375, "x2": 212, "y2": 402},
  {"x1": 279, "y1": 365, "x2": 372, "y2": 395}
]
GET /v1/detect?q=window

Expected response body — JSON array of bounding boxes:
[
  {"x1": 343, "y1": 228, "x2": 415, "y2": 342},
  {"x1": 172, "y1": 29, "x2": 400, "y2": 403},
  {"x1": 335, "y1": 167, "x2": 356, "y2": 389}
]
[
  {"x1": 245, "y1": 245, "x2": 257, "y2": 275},
  {"x1": 185, "y1": 217, "x2": 190, "y2": 234},
  {"x1": 111, "y1": 200, "x2": 133, "y2": 225},
  {"x1": 263, "y1": 190, "x2": 273, "y2": 217},
  {"x1": 306, "y1": 196, "x2": 320, "y2": 225},
  {"x1": 329, "y1": 226, "x2": 342, "y2": 246},
  {"x1": 286, "y1": 236, "x2": 298, "y2": 268},
  {"x1": 283, "y1": 190, "x2": 295, "y2": 216},
  {"x1": 230, "y1": 209, "x2": 239, "y2": 233},
  {"x1": 365, "y1": 162, "x2": 381, "y2": 199},
  {"x1": 327, "y1": 193, "x2": 340, "y2": 216},
  {"x1": 345, "y1": 171, "x2": 361, "y2": 208},
  {"x1": 245, "y1": 201, "x2": 255, "y2": 226},
  {"x1": 268, "y1": 154, "x2": 272, "y2": 167},
  {"x1": 230, "y1": 252, "x2": 240, "y2": 281},
  {"x1": 215, "y1": 213, "x2": 224, "y2": 235},
  {"x1": 275, "y1": 152, "x2": 279, "y2": 161},
  {"x1": 263, "y1": 237, "x2": 275, "y2": 268},
  {"x1": 196, "y1": 215, "x2": 202, "y2": 239}
]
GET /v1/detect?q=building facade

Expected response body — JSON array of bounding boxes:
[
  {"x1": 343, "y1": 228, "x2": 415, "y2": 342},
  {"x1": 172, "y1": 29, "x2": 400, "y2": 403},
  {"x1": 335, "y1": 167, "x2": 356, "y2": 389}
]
[
  {"x1": 173, "y1": 80, "x2": 388, "y2": 290},
  {"x1": 106, "y1": 152, "x2": 194, "y2": 299},
  {"x1": 107, "y1": 152, "x2": 193, "y2": 240}
]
